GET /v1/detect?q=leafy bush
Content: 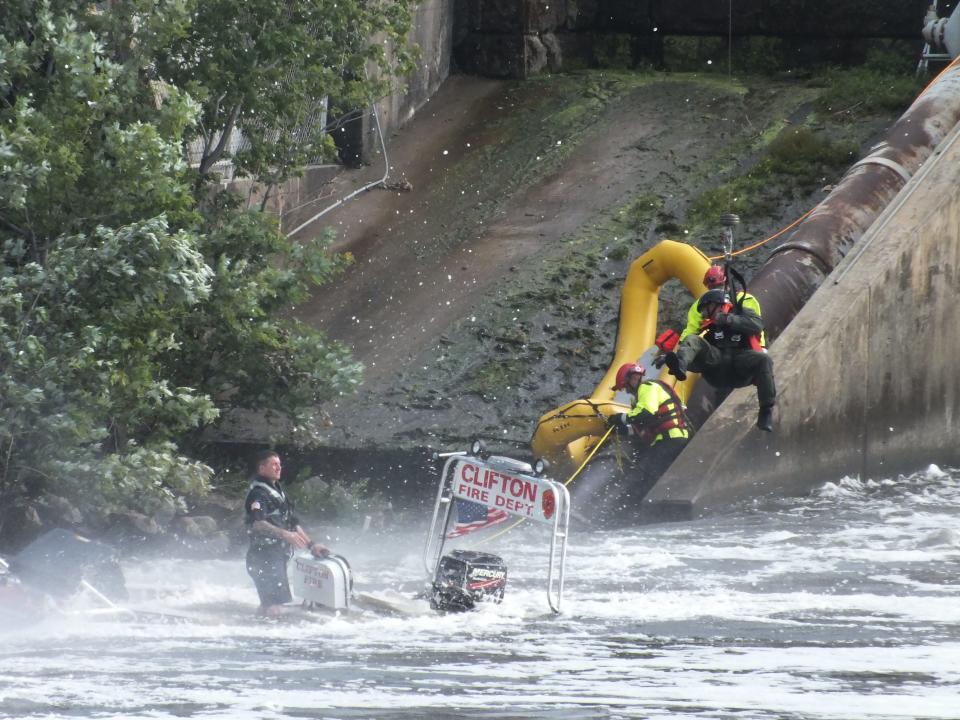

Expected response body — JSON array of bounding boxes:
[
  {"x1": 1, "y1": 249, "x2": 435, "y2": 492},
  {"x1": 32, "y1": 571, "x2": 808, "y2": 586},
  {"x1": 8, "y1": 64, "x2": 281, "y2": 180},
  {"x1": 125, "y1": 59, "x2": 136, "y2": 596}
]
[
  {"x1": 287, "y1": 475, "x2": 386, "y2": 523},
  {"x1": 0, "y1": 220, "x2": 219, "y2": 514},
  {"x1": 766, "y1": 127, "x2": 858, "y2": 186},
  {"x1": 689, "y1": 126, "x2": 856, "y2": 226},
  {"x1": 814, "y1": 54, "x2": 923, "y2": 117},
  {"x1": 0, "y1": 1, "x2": 403, "y2": 523}
]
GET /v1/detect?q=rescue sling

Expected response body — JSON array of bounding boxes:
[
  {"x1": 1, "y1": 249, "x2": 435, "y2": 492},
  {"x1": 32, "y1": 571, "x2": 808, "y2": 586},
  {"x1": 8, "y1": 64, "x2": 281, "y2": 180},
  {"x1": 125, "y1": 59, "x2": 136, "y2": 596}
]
[{"x1": 701, "y1": 302, "x2": 763, "y2": 352}]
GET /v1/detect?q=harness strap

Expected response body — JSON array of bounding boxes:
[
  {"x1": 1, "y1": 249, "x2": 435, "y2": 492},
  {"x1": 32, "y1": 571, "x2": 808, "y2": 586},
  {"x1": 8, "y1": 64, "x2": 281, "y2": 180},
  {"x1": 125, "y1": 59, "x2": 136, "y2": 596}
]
[
  {"x1": 249, "y1": 480, "x2": 286, "y2": 503},
  {"x1": 705, "y1": 309, "x2": 762, "y2": 351},
  {"x1": 633, "y1": 381, "x2": 692, "y2": 441},
  {"x1": 653, "y1": 381, "x2": 690, "y2": 429},
  {"x1": 247, "y1": 480, "x2": 292, "y2": 536}
]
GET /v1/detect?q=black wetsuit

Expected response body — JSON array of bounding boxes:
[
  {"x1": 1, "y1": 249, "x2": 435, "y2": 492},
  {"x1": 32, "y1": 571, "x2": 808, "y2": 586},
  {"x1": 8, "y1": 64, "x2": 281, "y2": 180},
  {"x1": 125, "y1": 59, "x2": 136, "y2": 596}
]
[
  {"x1": 244, "y1": 476, "x2": 298, "y2": 607},
  {"x1": 676, "y1": 305, "x2": 776, "y2": 409}
]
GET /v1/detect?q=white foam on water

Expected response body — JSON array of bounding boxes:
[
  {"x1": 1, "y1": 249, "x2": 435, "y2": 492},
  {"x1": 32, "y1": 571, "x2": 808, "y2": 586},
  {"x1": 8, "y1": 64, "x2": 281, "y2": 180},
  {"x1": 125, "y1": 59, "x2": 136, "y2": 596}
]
[{"x1": 2, "y1": 466, "x2": 959, "y2": 718}]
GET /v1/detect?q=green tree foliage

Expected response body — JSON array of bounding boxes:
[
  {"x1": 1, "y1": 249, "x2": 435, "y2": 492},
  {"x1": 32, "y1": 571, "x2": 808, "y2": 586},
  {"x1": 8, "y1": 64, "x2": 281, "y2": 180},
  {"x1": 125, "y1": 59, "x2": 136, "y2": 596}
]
[
  {"x1": 0, "y1": 219, "x2": 217, "y2": 515},
  {"x1": 0, "y1": 0, "x2": 402, "y2": 522},
  {"x1": 157, "y1": 0, "x2": 415, "y2": 196},
  {"x1": 0, "y1": 1, "x2": 199, "y2": 254},
  {"x1": 170, "y1": 196, "x2": 360, "y2": 436}
]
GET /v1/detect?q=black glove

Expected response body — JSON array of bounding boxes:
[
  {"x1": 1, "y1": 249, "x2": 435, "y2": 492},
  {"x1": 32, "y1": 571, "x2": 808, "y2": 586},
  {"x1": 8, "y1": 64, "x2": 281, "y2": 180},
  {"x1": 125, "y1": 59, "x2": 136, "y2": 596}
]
[
  {"x1": 714, "y1": 312, "x2": 732, "y2": 327},
  {"x1": 606, "y1": 413, "x2": 629, "y2": 431},
  {"x1": 653, "y1": 354, "x2": 666, "y2": 369}
]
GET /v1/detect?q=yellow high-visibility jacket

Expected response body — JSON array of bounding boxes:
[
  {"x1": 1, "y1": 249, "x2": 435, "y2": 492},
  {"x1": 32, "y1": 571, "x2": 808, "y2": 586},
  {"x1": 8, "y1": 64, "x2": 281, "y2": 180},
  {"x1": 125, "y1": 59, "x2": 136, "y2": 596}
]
[
  {"x1": 626, "y1": 380, "x2": 690, "y2": 446},
  {"x1": 679, "y1": 290, "x2": 766, "y2": 348}
]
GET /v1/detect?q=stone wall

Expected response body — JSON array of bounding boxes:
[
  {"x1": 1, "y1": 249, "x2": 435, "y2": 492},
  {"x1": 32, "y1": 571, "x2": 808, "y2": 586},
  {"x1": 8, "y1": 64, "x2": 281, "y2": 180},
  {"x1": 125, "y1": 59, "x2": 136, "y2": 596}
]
[
  {"x1": 454, "y1": 0, "x2": 931, "y2": 77},
  {"x1": 379, "y1": 0, "x2": 456, "y2": 144},
  {"x1": 338, "y1": 0, "x2": 456, "y2": 165},
  {"x1": 643, "y1": 120, "x2": 960, "y2": 520}
]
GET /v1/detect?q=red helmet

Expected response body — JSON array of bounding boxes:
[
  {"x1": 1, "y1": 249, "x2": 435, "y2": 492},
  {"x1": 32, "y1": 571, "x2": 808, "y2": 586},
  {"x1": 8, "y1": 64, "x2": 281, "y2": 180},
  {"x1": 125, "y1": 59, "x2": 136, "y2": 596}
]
[
  {"x1": 613, "y1": 362, "x2": 645, "y2": 390},
  {"x1": 703, "y1": 265, "x2": 726, "y2": 288}
]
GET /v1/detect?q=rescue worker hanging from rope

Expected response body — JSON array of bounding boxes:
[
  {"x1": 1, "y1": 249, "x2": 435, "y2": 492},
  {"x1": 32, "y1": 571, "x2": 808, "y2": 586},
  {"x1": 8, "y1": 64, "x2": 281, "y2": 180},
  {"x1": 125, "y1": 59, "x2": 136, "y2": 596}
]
[
  {"x1": 658, "y1": 285, "x2": 776, "y2": 432},
  {"x1": 606, "y1": 363, "x2": 692, "y2": 503}
]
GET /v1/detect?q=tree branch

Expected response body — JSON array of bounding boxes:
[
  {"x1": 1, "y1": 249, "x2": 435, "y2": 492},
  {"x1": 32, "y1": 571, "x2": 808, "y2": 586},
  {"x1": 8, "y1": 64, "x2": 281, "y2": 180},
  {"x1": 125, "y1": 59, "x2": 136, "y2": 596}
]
[
  {"x1": 259, "y1": 183, "x2": 275, "y2": 213},
  {"x1": 0, "y1": 215, "x2": 29, "y2": 240},
  {"x1": 198, "y1": 101, "x2": 243, "y2": 176}
]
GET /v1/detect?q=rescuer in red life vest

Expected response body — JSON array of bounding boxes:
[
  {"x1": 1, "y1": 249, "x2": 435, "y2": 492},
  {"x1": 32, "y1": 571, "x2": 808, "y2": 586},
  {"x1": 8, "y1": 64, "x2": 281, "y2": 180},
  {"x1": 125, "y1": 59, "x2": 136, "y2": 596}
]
[
  {"x1": 658, "y1": 288, "x2": 776, "y2": 432},
  {"x1": 607, "y1": 363, "x2": 691, "y2": 497}
]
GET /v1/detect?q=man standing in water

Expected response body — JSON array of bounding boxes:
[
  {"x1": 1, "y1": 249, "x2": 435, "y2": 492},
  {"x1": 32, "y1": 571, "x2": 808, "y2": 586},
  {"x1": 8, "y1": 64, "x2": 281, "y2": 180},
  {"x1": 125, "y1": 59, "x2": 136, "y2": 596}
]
[{"x1": 244, "y1": 450, "x2": 329, "y2": 615}]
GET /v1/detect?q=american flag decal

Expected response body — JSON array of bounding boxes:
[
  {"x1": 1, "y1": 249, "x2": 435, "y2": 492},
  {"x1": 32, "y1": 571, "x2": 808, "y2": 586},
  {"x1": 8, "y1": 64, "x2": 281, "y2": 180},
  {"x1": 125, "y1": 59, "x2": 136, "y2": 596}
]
[{"x1": 445, "y1": 499, "x2": 509, "y2": 539}]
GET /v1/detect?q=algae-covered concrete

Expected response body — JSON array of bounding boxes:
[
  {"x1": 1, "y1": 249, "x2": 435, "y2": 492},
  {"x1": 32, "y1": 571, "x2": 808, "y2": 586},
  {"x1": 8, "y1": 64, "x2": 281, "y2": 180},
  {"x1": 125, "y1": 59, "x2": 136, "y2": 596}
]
[{"x1": 644, "y1": 121, "x2": 960, "y2": 520}]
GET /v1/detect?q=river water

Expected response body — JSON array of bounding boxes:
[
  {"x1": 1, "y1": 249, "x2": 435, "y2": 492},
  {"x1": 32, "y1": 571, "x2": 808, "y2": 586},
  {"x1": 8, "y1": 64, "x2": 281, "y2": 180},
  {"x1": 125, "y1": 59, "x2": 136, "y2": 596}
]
[{"x1": 2, "y1": 465, "x2": 959, "y2": 719}]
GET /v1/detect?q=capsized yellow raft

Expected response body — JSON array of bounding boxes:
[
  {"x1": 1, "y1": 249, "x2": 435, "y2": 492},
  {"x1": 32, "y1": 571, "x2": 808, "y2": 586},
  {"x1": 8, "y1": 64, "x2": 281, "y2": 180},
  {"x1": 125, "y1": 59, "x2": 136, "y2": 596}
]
[{"x1": 530, "y1": 240, "x2": 711, "y2": 474}]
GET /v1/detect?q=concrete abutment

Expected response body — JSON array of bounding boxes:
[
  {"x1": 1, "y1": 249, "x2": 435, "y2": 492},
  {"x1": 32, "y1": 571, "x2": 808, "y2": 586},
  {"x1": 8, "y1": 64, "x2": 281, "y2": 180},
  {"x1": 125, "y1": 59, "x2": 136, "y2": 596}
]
[{"x1": 644, "y1": 119, "x2": 960, "y2": 520}]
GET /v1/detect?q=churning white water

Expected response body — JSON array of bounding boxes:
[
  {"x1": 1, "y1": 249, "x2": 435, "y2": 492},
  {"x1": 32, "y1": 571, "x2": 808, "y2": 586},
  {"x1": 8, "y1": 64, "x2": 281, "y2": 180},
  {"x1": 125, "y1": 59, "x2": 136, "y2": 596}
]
[{"x1": 2, "y1": 465, "x2": 959, "y2": 719}]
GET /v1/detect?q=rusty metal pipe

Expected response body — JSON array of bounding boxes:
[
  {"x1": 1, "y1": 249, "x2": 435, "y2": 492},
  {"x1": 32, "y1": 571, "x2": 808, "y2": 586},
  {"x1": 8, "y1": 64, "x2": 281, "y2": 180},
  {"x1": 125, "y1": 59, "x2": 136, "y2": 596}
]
[
  {"x1": 752, "y1": 65, "x2": 960, "y2": 340},
  {"x1": 685, "y1": 64, "x2": 960, "y2": 424}
]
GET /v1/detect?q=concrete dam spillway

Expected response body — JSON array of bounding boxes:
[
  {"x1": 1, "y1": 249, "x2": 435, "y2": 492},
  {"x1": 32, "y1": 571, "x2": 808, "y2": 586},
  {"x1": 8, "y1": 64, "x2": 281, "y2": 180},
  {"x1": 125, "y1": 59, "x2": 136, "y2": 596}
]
[
  {"x1": 642, "y1": 65, "x2": 960, "y2": 521},
  {"x1": 275, "y1": 1, "x2": 960, "y2": 523}
]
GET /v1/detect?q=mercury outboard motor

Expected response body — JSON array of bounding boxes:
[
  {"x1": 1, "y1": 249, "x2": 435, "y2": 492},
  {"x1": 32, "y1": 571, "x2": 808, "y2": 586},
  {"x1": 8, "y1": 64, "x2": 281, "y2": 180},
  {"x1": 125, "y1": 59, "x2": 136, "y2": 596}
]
[{"x1": 430, "y1": 549, "x2": 507, "y2": 613}]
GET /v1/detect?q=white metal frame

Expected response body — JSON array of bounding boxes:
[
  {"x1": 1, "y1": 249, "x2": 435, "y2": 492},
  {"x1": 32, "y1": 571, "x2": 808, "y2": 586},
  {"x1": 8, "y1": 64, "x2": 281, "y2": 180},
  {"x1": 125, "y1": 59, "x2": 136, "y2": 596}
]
[{"x1": 423, "y1": 450, "x2": 571, "y2": 614}]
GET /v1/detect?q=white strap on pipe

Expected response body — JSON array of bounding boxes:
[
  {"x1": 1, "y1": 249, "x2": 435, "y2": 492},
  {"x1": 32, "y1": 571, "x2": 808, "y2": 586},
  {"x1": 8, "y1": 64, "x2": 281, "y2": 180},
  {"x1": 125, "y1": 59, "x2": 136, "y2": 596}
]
[{"x1": 850, "y1": 156, "x2": 913, "y2": 184}]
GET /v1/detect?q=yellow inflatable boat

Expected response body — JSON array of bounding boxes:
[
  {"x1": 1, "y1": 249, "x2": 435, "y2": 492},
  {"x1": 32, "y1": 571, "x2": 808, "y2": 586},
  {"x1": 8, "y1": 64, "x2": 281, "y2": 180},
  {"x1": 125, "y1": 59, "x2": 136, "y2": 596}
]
[{"x1": 530, "y1": 240, "x2": 711, "y2": 475}]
